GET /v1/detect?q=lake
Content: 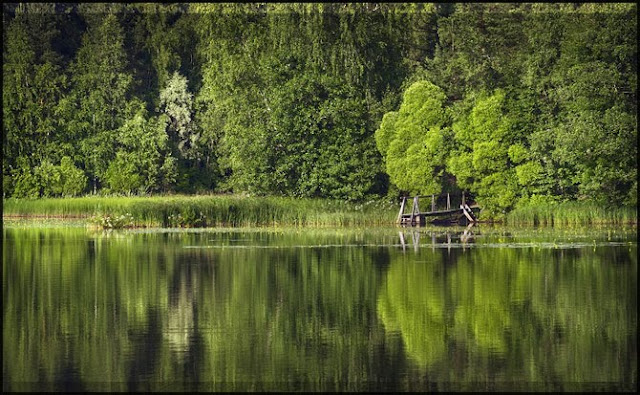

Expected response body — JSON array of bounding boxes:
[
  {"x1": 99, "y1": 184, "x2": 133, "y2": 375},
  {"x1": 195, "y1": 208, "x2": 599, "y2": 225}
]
[{"x1": 2, "y1": 223, "x2": 637, "y2": 392}]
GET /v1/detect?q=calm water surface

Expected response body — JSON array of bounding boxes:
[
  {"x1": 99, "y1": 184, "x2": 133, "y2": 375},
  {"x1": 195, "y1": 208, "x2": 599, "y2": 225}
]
[{"x1": 3, "y1": 223, "x2": 637, "y2": 391}]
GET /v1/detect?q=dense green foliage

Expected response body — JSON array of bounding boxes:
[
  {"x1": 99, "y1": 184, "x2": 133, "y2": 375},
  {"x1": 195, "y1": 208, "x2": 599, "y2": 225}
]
[
  {"x1": 3, "y1": 3, "x2": 637, "y2": 218},
  {"x1": 376, "y1": 3, "x2": 637, "y2": 217}
]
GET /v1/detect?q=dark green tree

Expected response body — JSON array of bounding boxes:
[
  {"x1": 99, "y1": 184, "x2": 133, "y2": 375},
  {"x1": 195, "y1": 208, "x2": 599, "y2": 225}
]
[{"x1": 60, "y1": 11, "x2": 134, "y2": 192}]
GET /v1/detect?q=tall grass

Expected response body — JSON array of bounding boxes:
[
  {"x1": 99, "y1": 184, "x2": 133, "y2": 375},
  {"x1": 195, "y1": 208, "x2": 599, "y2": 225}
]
[
  {"x1": 505, "y1": 201, "x2": 637, "y2": 227},
  {"x1": 3, "y1": 195, "x2": 398, "y2": 228},
  {"x1": 7, "y1": 195, "x2": 635, "y2": 228}
]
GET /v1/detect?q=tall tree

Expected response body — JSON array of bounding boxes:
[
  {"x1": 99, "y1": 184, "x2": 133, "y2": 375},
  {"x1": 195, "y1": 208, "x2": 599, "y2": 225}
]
[
  {"x1": 375, "y1": 80, "x2": 452, "y2": 196},
  {"x1": 59, "y1": 11, "x2": 134, "y2": 192},
  {"x1": 3, "y1": 4, "x2": 69, "y2": 197}
]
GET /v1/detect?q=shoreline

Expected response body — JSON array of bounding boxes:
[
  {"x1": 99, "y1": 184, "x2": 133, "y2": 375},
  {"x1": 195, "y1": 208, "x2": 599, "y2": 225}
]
[{"x1": 3, "y1": 214, "x2": 637, "y2": 229}]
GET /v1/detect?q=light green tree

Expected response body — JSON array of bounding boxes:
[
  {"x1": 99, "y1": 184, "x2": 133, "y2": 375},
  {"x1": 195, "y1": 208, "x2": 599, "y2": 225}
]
[
  {"x1": 105, "y1": 108, "x2": 176, "y2": 194},
  {"x1": 159, "y1": 71, "x2": 198, "y2": 158},
  {"x1": 374, "y1": 80, "x2": 452, "y2": 195},
  {"x1": 447, "y1": 90, "x2": 520, "y2": 216}
]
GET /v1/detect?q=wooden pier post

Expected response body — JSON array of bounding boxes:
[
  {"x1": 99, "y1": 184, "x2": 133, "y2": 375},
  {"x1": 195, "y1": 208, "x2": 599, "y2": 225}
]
[
  {"x1": 447, "y1": 193, "x2": 450, "y2": 210},
  {"x1": 397, "y1": 197, "x2": 407, "y2": 224},
  {"x1": 410, "y1": 196, "x2": 420, "y2": 225},
  {"x1": 431, "y1": 194, "x2": 435, "y2": 212}
]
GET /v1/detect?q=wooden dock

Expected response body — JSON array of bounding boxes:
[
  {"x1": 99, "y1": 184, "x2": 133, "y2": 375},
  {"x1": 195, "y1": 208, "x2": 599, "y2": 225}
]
[{"x1": 397, "y1": 193, "x2": 479, "y2": 226}]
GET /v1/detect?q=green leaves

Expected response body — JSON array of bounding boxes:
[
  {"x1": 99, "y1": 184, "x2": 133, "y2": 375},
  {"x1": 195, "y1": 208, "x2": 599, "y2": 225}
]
[
  {"x1": 447, "y1": 90, "x2": 520, "y2": 215},
  {"x1": 193, "y1": 5, "x2": 405, "y2": 200},
  {"x1": 105, "y1": 152, "x2": 144, "y2": 194},
  {"x1": 59, "y1": 157, "x2": 88, "y2": 197},
  {"x1": 375, "y1": 80, "x2": 449, "y2": 196},
  {"x1": 159, "y1": 71, "x2": 198, "y2": 157},
  {"x1": 104, "y1": 109, "x2": 174, "y2": 194},
  {"x1": 10, "y1": 157, "x2": 87, "y2": 198},
  {"x1": 2, "y1": 3, "x2": 636, "y2": 211}
]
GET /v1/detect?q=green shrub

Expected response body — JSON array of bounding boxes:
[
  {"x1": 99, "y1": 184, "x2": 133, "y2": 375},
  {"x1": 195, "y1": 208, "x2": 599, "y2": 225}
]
[
  {"x1": 59, "y1": 156, "x2": 88, "y2": 197},
  {"x1": 34, "y1": 160, "x2": 63, "y2": 197},
  {"x1": 12, "y1": 170, "x2": 41, "y2": 198},
  {"x1": 105, "y1": 152, "x2": 143, "y2": 194},
  {"x1": 9, "y1": 157, "x2": 87, "y2": 198}
]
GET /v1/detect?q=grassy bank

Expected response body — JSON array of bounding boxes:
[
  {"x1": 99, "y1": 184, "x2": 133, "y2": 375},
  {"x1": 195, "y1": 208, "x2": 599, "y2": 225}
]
[
  {"x1": 2, "y1": 195, "x2": 397, "y2": 228},
  {"x1": 505, "y1": 201, "x2": 637, "y2": 226},
  {"x1": 5, "y1": 195, "x2": 636, "y2": 228}
]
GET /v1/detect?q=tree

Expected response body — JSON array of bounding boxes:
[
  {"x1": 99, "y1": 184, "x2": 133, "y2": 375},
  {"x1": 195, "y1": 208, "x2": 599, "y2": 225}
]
[
  {"x1": 159, "y1": 71, "x2": 198, "y2": 157},
  {"x1": 62, "y1": 11, "x2": 134, "y2": 192},
  {"x1": 447, "y1": 90, "x2": 520, "y2": 216},
  {"x1": 374, "y1": 80, "x2": 451, "y2": 196},
  {"x1": 193, "y1": 3, "x2": 408, "y2": 199},
  {"x1": 10, "y1": 156, "x2": 86, "y2": 198},
  {"x1": 3, "y1": 6, "x2": 68, "y2": 196},
  {"x1": 105, "y1": 108, "x2": 176, "y2": 194}
]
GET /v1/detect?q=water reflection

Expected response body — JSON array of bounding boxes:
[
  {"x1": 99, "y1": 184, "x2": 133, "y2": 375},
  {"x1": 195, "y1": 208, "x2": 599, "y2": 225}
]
[
  {"x1": 377, "y1": 238, "x2": 637, "y2": 390},
  {"x1": 3, "y1": 226, "x2": 637, "y2": 392},
  {"x1": 398, "y1": 223, "x2": 477, "y2": 252}
]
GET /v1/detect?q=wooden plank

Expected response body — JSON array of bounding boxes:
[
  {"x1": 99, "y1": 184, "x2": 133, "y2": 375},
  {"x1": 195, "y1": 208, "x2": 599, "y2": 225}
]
[
  {"x1": 403, "y1": 208, "x2": 463, "y2": 217},
  {"x1": 461, "y1": 204, "x2": 475, "y2": 222},
  {"x1": 420, "y1": 208, "x2": 463, "y2": 217},
  {"x1": 464, "y1": 204, "x2": 477, "y2": 221},
  {"x1": 409, "y1": 198, "x2": 415, "y2": 225}
]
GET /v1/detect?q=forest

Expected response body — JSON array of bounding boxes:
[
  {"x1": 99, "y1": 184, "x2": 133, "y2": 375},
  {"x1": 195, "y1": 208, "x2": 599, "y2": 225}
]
[{"x1": 3, "y1": 3, "x2": 637, "y2": 217}]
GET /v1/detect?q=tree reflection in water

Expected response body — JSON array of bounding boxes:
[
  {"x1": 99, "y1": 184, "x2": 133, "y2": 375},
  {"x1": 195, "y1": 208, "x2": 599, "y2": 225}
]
[
  {"x1": 2, "y1": 226, "x2": 636, "y2": 392},
  {"x1": 378, "y1": 230, "x2": 636, "y2": 390}
]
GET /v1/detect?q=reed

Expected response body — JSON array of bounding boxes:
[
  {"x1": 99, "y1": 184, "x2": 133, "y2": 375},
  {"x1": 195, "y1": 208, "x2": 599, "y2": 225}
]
[
  {"x1": 3, "y1": 195, "x2": 397, "y2": 228},
  {"x1": 505, "y1": 201, "x2": 637, "y2": 226}
]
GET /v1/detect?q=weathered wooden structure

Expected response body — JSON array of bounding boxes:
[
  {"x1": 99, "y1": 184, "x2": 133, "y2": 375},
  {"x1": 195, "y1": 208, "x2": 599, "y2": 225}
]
[{"x1": 397, "y1": 192, "x2": 479, "y2": 226}]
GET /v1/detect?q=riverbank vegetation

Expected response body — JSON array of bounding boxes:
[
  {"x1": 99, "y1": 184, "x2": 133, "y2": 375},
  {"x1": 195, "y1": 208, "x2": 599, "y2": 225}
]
[
  {"x1": 2, "y1": 3, "x2": 636, "y2": 220},
  {"x1": 505, "y1": 201, "x2": 637, "y2": 226},
  {"x1": 4, "y1": 194, "x2": 635, "y2": 228},
  {"x1": 2, "y1": 195, "x2": 397, "y2": 228}
]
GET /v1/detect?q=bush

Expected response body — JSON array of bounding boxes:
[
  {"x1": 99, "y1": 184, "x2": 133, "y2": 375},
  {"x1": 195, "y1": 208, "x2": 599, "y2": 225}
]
[
  {"x1": 105, "y1": 152, "x2": 143, "y2": 194},
  {"x1": 10, "y1": 157, "x2": 87, "y2": 198},
  {"x1": 12, "y1": 169, "x2": 41, "y2": 198},
  {"x1": 59, "y1": 156, "x2": 88, "y2": 196},
  {"x1": 34, "y1": 160, "x2": 63, "y2": 197}
]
